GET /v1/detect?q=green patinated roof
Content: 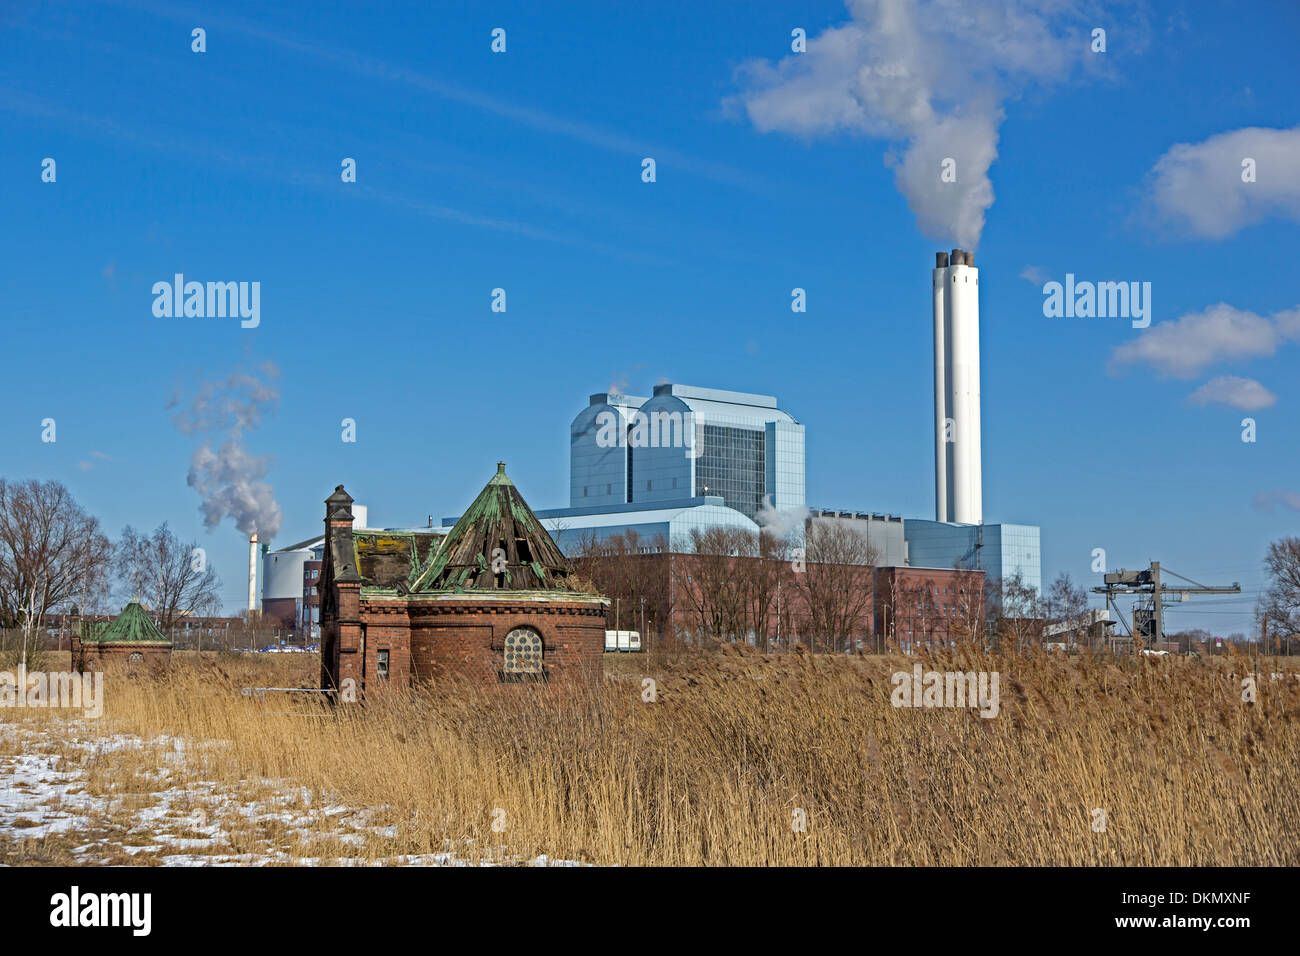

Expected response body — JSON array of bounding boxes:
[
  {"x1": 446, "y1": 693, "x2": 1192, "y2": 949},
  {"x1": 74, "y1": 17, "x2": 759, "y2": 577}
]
[
  {"x1": 407, "y1": 463, "x2": 586, "y2": 594},
  {"x1": 83, "y1": 601, "x2": 172, "y2": 645}
]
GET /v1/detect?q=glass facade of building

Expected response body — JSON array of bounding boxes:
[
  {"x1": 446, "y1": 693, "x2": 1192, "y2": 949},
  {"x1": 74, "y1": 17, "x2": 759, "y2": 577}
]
[
  {"x1": 694, "y1": 424, "x2": 766, "y2": 520},
  {"x1": 903, "y1": 520, "x2": 1042, "y2": 595}
]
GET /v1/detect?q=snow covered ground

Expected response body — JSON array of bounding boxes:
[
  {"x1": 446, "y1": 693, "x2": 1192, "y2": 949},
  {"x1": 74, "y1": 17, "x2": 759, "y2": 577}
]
[{"x1": 0, "y1": 722, "x2": 579, "y2": 866}]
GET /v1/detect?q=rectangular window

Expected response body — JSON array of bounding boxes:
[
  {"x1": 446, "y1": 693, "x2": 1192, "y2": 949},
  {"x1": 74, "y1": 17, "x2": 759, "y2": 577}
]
[{"x1": 376, "y1": 649, "x2": 390, "y2": 680}]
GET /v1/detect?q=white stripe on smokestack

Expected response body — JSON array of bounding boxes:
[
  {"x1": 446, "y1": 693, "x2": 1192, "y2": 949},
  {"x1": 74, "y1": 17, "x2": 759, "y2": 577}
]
[
  {"x1": 933, "y1": 249, "x2": 983, "y2": 525},
  {"x1": 248, "y1": 533, "x2": 258, "y2": 616}
]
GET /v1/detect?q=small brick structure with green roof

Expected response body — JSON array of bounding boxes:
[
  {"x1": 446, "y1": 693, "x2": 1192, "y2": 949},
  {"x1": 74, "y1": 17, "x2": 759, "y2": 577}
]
[
  {"x1": 72, "y1": 600, "x2": 174, "y2": 671},
  {"x1": 319, "y1": 463, "x2": 609, "y2": 697}
]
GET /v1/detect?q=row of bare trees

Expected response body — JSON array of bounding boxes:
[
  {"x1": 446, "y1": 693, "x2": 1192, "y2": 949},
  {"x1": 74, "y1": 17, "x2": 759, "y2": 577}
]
[
  {"x1": 568, "y1": 520, "x2": 881, "y2": 652},
  {"x1": 0, "y1": 479, "x2": 223, "y2": 645},
  {"x1": 567, "y1": 514, "x2": 1113, "y2": 655}
]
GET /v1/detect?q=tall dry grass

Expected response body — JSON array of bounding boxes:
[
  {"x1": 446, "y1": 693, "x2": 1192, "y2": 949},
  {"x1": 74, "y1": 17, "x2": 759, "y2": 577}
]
[{"x1": 2, "y1": 645, "x2": 1297, "y2": 865}]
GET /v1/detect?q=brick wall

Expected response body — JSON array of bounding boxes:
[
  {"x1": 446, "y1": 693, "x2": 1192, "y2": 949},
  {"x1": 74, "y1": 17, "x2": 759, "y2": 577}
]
[
  {"x1": 323, "y1": 594, "x2": 606, "y2": 697},
  {"x1": 74, "y1": 643, "x2": 172, "y2": 671}
]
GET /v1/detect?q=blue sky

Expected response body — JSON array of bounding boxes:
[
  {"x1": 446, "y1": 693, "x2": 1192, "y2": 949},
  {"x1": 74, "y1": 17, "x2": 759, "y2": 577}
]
[{"x1": 2, "y1": 0, "x2": 1297, "y2": 634}]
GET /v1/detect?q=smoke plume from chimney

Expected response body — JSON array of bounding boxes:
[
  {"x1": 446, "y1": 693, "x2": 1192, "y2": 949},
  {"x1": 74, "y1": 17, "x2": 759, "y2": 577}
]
[
  {"x1": 170, "y1": 361, "x2": 283, "y2": 541},
  {"x1": 731, "y1": 0, "x2": 1108, "y2": 249}
]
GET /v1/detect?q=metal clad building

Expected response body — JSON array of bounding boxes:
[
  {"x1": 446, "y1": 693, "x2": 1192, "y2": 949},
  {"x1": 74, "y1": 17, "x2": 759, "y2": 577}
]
[{"x1": 569, "y1": 384, "x2": 805, "y2": 523}]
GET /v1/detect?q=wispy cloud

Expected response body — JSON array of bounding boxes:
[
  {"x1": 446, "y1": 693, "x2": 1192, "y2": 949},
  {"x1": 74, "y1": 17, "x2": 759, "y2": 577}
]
[
  {"x1": 0, "y1": 87, "x2": 666, "y2": 264},
  {"x1": 76, "y1": 451, "x2": 112, "y2": 472},
  {"x1": 1253, "y1": 488, "x2": 1300, "y2": 514},
  {"x1": 103, "y1": 0, "x2": 764, "y2": 192},
  {"x1": 1019, "y1": 265, "x2": 1048, "y2": 285}
]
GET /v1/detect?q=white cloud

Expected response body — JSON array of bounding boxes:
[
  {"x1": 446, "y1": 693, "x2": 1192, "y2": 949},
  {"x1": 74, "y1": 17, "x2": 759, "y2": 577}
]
[
  {"x1": 1274, "y1": 307, "x2": 1300, "y2": 341},
  {"x1": 1143, "y1": 125, "x2": 1300, "y2": 238},
  {"x1": 730, "y1": 0, "x2": 1109, "y2": 248},
  {"x1": 1110, "y1": 302, "x2": 1290, "y2": 379},
  {"x1": 1019, "y1": 265, "x2": 1048, "y2": 284},
  {"x1": 1187, "y1": 376, "x2": 1276, "y2": 411}
]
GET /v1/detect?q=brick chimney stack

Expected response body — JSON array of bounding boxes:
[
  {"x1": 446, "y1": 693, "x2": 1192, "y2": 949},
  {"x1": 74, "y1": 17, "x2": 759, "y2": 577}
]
[{"x1": 322, "y1": 485, "x2": 364, "y2": 695}]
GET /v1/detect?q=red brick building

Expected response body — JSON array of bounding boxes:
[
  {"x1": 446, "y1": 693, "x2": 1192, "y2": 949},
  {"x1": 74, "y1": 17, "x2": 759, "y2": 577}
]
[
  {"x1": 319, "y1": 465, "x2": 609, "y2": 698},
  {"x1": 874, "y1": 566, "x2": 987, "y2": 650},
  {"x1": 569, "y1": 546, "x2": 985, "y2": 652}
]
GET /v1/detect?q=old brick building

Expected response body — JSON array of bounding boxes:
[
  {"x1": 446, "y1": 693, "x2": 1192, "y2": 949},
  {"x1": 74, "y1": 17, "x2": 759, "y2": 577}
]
[
  {"x1": 319, "y1": 464, "x2": 609, "y2": 698},
  {"x1": 874, "y1": 566, "x2": 987, "y2": 650},
  {"x1": 71, "y1": 601, "x2": 173, "y2": 670},
  {"x1": 566, "y1": 543, "x2": 986, "y2": 652}
]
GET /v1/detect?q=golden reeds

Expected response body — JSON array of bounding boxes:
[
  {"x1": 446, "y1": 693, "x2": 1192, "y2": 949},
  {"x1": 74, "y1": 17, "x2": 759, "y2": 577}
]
[{"x1": 0, "y1": 646, "x2": 1295, "y2": 865}]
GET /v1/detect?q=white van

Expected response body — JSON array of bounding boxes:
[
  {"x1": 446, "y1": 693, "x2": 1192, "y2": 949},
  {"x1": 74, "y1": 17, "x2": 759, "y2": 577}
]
[{"x1": 605, "y1": 630, "x2": 642, "y2": 652}]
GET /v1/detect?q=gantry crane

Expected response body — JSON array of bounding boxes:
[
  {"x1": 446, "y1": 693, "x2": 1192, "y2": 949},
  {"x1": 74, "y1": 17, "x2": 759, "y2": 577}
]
[{"x1": 1091, "y1": 561, "x2": 1240, "y2": 653}]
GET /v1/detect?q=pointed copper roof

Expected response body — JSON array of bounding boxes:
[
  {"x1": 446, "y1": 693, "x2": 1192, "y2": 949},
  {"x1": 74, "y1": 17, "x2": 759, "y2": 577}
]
[
  {"x1": 83, "y1": 601, "x2": 171, "y2": 645},
  {"x1": 408, "y1": 463, "x2": 582, "y2": 593}
]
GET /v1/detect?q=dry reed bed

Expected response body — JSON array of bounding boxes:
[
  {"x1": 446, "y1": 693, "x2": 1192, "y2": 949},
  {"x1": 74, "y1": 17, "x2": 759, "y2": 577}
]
[{"x1": 2, "y1": 647, "x2": 1296, "y2": 865}]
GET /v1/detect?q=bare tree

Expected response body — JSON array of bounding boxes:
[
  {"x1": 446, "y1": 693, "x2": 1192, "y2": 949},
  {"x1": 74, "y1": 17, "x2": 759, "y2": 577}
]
[
  {"x1": 989, "y1": 571, "x2": 1041, "y2": 653},
  {"x1": 1259, "y1": 537, "x2": 1300, "y2": 642},
  {"x1": 793, "y1": 520, "x2": 878, "y2": 653},
  {"x1": 115, "y1": 523, "x2": 223, "y2": 632},
  {"x1": 746, "y1": 529, "x2": 791, "y2": 651},
  {"x1": 0, "y1": 479, "x2": 113, "y2": 630},
  {"x1": 949, "y1": 576, "x2": 988, "y2": 647},
  {"x1": 566, "y1": 529, "x2": 671, "y2": 641},
  {"x1": 1042, "y1": 571, "x2": 1089, "y2": 626},
  {"x1": 672, "y1": 526, "x2": 754, "y2": 644}
]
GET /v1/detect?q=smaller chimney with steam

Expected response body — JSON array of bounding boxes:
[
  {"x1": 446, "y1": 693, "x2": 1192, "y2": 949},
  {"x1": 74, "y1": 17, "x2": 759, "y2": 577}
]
[{"x1": 248, "y1": 533, "x2": 259, "y2": 618}]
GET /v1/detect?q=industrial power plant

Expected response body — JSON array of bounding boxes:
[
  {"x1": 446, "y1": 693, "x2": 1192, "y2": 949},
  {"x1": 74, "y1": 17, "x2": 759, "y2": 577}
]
[{"x1": 253, "y1": 251, "x2": 1041, "y2": 643}]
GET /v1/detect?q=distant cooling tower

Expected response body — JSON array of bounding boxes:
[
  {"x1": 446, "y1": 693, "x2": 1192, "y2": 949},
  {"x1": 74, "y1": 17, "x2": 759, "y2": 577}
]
[{"x1": 932, "y1": 249, "x2": 983, "y2": 525}]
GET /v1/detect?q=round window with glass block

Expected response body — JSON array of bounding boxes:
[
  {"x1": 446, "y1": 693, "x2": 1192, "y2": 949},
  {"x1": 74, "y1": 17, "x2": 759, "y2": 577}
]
[{"x1": 503, "y1": 627, "x2": 542, "y2": 674}]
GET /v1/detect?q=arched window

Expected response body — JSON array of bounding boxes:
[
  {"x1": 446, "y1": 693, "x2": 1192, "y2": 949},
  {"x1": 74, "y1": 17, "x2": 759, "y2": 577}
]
[
  {"x1": 503, "y1": 627, "x2": 542, "y2": 675},
  {"x1": 128, "y1": 652, "x2": 143, "y2": 664}
]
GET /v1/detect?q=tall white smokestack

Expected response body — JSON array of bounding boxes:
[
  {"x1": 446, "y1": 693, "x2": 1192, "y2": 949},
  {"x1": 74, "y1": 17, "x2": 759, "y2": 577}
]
[
  {"x1": 248, "y1": 533, "x2": 259, "y2": 617},
  {"x1": 933, "y1": 249, "x2": 983, "y2": 525}
]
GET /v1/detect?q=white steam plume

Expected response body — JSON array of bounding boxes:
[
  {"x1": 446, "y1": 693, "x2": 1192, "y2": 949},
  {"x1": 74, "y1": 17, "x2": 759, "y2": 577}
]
[
  {"x1": 731, "y1": 0, "x2": 1110, "y2": 248},
  {"x1": 170, "y1": 362, "x2": 283, "y2": 540}
]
